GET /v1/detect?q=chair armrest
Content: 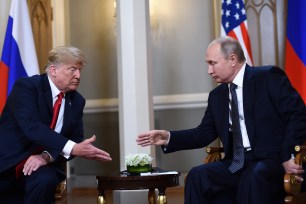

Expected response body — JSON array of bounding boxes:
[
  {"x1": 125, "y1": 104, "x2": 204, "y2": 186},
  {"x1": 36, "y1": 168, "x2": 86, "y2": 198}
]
[
  {"x1": 204, "y1": 146, "x2": 224, "y2": 164},
  {"x1": 284, "y1": 144, "x2": 306, "y2": 202},
  {"x1": 55, "y1": 180, "x2": 67, "y2": 200}
]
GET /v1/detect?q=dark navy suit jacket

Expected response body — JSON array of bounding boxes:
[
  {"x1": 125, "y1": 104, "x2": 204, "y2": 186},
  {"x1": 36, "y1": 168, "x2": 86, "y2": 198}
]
[
  {"x1": 0, "y1": 74, "x2": 85, "y2": 173},
  {"x1": 165, "y1": 65, "x2": 306, "y2": 165}
]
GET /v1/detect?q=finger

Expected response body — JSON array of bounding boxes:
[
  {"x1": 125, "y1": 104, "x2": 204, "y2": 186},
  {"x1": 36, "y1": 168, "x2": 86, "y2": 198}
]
[
  {"x1": 136, "y1": 137, "x2": 148, "y2": 143},
  {"x1": 86, "y1": 152, "x2": 112, "y2": 161},
  {"x1": 86, "y1": 135, "x2": 96, "y2": 143},
  {"x1": 138, "y1": 133, "x2": 148, "y2": 138},
  {"x1": 23, "y1": 160, "x2": 32, "y2": 175},
  {"x1": 296, "y1": 164, "x2": 304, "y2": 170},
  {"x1": 91, "y1": 135, "x2": 96, "y2": 142},
  {"x1": 94, "y1": 154, "x2": 112, "y2": 162},
  {"x1": 96, "y1": 149, "x2": 111, "y2": 157},
  {"x1": 139, "y1": 139, "x2": 151, "y2": 147},
  {"x1": 27, "y1": 166, "x2": 34, "y2": 175},
  {"x1": 295, "y1": 175, "x2": 304, "y2": 183},
  {"x1": 291, "y1": 168, "x2": 304, "y2": 175},
  {"x1": 23, "y1": 166, "x2": 29, "y2": 175},
  {"x1": 23, "y1": 164, "x2": 34, "y2": 176}
]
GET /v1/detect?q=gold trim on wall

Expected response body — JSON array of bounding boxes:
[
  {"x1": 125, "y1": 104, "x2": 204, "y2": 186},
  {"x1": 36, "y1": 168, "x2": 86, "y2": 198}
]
[{"x1": 27, "y1": 0, "x2": 52, "y2": 73}]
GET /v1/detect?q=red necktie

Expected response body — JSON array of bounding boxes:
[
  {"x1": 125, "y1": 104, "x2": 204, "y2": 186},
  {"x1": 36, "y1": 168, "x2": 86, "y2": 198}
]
[
  {"x1": 15, "y1": 92, "x2": 64, "y2": 178},
  {"x1": 50, "y1": 92, "x2": 64, "y2": 129}
]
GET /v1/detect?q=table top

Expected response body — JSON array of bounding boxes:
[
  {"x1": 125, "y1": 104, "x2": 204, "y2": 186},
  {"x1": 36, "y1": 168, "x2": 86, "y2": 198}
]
[{"x1": 96, "y1": 168, "x2": 180, "y2": 190}]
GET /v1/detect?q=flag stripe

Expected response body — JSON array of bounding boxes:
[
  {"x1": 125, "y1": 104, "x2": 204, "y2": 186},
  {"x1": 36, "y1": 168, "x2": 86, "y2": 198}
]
[
  {"x1": 228, "y1": 26, "x2": 253, "y2": 65},
  {"x1": 285, "y1": 0, "x2": 306, "y2": 103},
  {"x1": 0, "y1": 62, "x2": 9, "y2": 111},
  {"x1": 240, "y1": 22, "x2": 253, "y2": 62},
  {"x1": 285, "y1": 40, "x2": 306, "y2": 103},
  {"x1": 2, "y1": 16, "x2": 28, "y2": 93},
  {"x1": 286, "y1": 1, "x2": 306, "y2": 66},
  {"x1": 221, "y1": 0, "x2": 253, "y2": 66},
  {"x1": 10, "y1": 0, "x2": 39, "y2": 77}
]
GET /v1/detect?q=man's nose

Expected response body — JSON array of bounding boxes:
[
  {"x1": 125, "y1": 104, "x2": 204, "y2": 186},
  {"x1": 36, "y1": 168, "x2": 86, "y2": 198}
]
[
  {"x1": 207, "y1": 65, "x2": 213, "y2": 74},
  {"x1": 75, "y1": 69, "x2": 81, "y2": 78}
]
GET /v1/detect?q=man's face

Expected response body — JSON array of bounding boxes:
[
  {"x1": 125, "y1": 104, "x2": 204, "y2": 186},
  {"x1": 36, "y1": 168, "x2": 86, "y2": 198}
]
[
  {"x1": 51, "y1": 63, "x2": 83, "y2": 92},
  {"x1": 205, "y1": 43, "x2": 235, "y2": 84}
]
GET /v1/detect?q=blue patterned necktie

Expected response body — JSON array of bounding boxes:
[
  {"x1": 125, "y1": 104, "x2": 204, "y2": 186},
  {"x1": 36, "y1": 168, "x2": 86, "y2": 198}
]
[{"x1": 228, "y1": 83, "x2": 244, "y2": 173}]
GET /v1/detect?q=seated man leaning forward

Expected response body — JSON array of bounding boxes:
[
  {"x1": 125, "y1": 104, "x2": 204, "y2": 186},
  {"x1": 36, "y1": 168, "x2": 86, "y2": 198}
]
[
  {"x1": 137, "y1": 36, "x2": 306, "y2": 204},
  {"x1": 0, "y1": 46, "x2": 112, "y2": 204}
]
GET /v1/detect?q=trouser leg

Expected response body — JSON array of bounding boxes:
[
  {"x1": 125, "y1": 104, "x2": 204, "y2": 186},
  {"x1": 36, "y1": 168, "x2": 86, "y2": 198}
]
[
  {"x1": 23, "y1": 165, "x2": 63, "y2": 204},
  {"x1": 236, "y1": 158, "x2": 285, "y2": 204},
  {"x1": 184, "y1": 160, "x2": 239, "y2": 204}
]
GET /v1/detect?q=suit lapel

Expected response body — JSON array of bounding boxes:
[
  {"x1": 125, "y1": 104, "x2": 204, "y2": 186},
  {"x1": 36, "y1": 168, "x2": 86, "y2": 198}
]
[
  {"x1": 61, "y1": 93, "x2": 73, "y2": 134},
  {"x1": 42, "y1": 74, "x2": 53, "y2": 114},
  {"x1": 216, "y1": 84, "x2": 230, "y2": 149},
  {"x1": 243, "y1": 65, "x2": 255, "y2": 145}
]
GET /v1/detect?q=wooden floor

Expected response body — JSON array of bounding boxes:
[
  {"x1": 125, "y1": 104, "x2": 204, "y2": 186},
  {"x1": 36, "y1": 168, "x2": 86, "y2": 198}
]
[{"x1": 56, "y1": 187, "x2": 184, "y2": 204}]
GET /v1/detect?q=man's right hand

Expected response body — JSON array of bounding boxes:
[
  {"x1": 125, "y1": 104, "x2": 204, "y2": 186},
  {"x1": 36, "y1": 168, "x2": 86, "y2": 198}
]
[
  {"x1": 71, "y1": 135, "x2": 112, "y2": 162},
  {"x1": 136, "y1": 130, "x2": 170, "y2": 147}
]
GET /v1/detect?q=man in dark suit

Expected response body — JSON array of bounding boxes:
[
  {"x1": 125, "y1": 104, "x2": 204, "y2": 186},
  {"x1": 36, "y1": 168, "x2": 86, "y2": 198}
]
[
  {"x1": 137, "y1": 36, "x2": 306, "y2": 203},
  {"x1": 0, "y1": 46, "x2": 112, "y2": 204}
]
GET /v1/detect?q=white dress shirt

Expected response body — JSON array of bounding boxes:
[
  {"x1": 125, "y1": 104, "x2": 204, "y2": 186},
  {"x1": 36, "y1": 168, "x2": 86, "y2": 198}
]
[
  {"x1": 48, "y1": 76, "x2": 75, "y2": 159},
  {"x1": 229, "y1": 63, "x2": 251, "y2": 149}
]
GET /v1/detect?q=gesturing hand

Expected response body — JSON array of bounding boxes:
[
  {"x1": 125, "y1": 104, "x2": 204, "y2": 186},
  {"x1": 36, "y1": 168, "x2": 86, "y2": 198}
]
[
  {"x1": 71, "y1": 135, "x2": 112, "y2": 162},
  {"x1": 136, "y1": 130, "x2": 170, "y2": 147}
]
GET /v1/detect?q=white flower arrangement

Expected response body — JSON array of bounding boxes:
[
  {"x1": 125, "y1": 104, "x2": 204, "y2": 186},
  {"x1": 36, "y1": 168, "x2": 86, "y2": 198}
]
[{"x1": 124, "y1": 153, "x2": 153, "y2": 167}]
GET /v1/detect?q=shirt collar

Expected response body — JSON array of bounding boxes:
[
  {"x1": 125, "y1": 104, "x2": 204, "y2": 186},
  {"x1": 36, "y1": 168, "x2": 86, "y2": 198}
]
[
  {"x1": 47, "y1": 76, "x2": 62, "y2": 99},
  {"x1": 232, "y1": 63, "x2": 246, "y2": 88}
]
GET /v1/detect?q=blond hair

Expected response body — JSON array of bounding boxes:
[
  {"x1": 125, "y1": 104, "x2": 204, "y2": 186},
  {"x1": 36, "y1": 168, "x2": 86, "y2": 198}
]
[{"x1": 45, "y1": 46, "x2": 87, "y2": 72}]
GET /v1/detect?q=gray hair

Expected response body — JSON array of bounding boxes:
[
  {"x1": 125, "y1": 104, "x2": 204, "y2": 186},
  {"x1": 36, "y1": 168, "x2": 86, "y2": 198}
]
[
  {"x1": 209, "y1": 36, "x2": 246, "y2": 63},
  {"x1": 45, "y1": 46, "x2": 87, "y2": 72}
]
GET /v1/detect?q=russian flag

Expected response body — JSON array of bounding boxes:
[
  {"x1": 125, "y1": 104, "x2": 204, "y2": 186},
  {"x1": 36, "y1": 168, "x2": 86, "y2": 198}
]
[
  {"x1": 285, "y1": 0, "x2": 306, "y2": 103},
  {"x1": 0, "y1": 0, "x2": 39, "y2": 113}
]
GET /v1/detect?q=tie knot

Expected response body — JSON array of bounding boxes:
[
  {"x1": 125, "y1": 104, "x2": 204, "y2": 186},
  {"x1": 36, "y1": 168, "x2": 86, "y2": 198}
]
[
  {"x1": 230, "y1": 83, "x2": 237, "y2": 92},
  {"x1": 57, "y1": 92, "x2": 64, "y2": 100}
]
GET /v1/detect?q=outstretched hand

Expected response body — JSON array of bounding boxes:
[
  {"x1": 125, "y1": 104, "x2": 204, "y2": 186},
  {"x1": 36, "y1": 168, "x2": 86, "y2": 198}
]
[
  {"x1": 71, "y1": 135, "x2": 112, "y2": 162},
  {"x1": 136, "y1": 130, "x2": 170, "y2": 147}
]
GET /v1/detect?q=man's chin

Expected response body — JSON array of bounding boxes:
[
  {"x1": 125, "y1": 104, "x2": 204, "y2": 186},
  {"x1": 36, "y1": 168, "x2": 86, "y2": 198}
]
[{"x1": 68, "y1": 85, "x2": 79, "y2": 91}]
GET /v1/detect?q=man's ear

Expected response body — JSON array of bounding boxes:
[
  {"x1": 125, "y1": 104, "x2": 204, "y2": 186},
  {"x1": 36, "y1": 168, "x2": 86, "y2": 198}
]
[
  {"x1": 230, "y1": 54, "x2": 238, "y2": 66},
  {"x1": 50, "y1": 65, "x2": 57, "y2": 77}
]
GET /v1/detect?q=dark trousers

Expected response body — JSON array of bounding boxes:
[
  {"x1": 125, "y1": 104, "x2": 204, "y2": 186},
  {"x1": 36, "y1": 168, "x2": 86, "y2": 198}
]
[
  {"x1": 184, "y1": 153, "x2": 285, "y2": 204},
  {"x1": 0, "y1": 165, "x2": 65, "y2": 204}
]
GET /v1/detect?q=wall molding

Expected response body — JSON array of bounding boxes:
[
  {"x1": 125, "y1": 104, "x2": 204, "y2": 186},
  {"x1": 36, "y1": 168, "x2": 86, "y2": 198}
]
[{"x1": 84, "y1": 93, "x2": 209, "y2": 113}]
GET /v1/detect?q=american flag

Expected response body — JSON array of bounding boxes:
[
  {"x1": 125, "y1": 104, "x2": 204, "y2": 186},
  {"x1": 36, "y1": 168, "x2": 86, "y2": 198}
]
[{"x1": 221, "y1": 0, "x2": 253, "y2": 65}]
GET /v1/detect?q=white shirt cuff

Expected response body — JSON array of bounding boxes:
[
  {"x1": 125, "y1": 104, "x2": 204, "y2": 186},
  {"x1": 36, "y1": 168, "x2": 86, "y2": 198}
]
[
  {"x1": 163, "y1": 131, "x2": 171, "y2": 151},
  {"x1": 166, "y1": 131, "x2": 171, "y2": 145},
  {"x1": 62, "y1": 140, "x2": 76, "y2": 159}
]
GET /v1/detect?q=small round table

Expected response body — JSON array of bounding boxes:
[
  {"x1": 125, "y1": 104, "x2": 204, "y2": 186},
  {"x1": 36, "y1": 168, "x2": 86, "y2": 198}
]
[{"x1": 96, "y1": 172, "x2": 180, "y2": 204}]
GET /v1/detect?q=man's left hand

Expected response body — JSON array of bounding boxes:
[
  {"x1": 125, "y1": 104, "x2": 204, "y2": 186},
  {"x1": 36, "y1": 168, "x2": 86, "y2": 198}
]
[
  {"x1": 282, "y1": 158, "x2": 304, "y2": 182},
  {"x1": 23, "y1": 154, "x2": 48, "y2": 176}
]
